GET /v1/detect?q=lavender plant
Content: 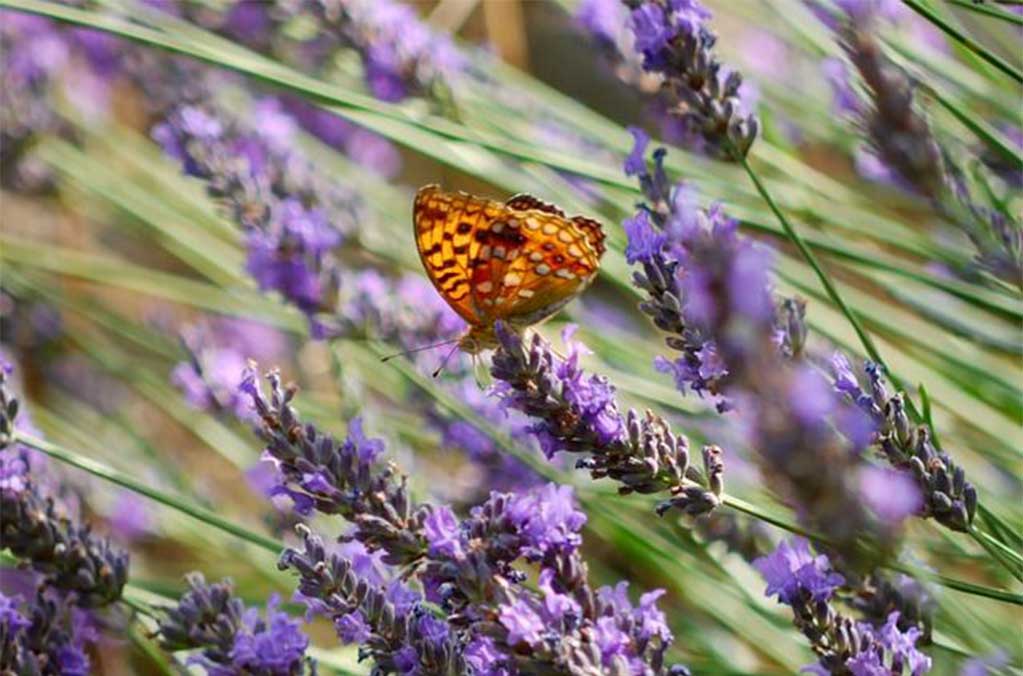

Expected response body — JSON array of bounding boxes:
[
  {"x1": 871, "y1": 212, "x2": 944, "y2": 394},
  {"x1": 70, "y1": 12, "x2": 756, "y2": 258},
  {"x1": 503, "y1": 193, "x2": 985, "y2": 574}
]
[
  {"x1": 578, "y1": 0, "x2": 758, "y2": 158},
  {"x1": 753, "y1": 538, "x2": 932, "y2": 675},
  {"x1": 156, "y1": 573, "x2": 314, "y2": 675},
  {"x1": 242, "y1": 365, "x2": 690, "y2": 674},
  {"x1": 0, "y1": 0, "x2": 1019, "y2": 673},
  {"x1": 0, "y1": 365, "x2": 129, "y2": 672},
  {"x1": 831, "y1": 355, "x2": 977, "y2": 532},
  {"x1": 490, "y1": 323, "x2": 723, "y2": 517},
  {"x1": 825, "y1": 2, "x2": 1023, "y2": 287}
]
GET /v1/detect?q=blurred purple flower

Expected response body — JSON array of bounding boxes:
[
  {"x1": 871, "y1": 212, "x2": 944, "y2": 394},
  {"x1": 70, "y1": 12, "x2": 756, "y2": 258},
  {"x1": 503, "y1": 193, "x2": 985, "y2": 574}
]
[
  {"x1": 623, "y1": 210, "x2": 665, "y2": 264},
  {"x1": 223, "y1": 0, "x2": 271, "y2": 44},
  {"x1": 281, "y1": 97, "x2": 401, "y2": 178},
  {"x1": 172, "y1": 318, "x2": 287, "y2": 421},
  {"x1": 787, "y1": 366, "x2": 836, "y2": 426},
  {"x1": 107, "y1": 490, "x2": 154, "y2": 541},
  {"x1": 624, "y1": 126, "x2": 651, "y2": 176},
  {"x1": 576, "y1": 0, "x2": 625, "y2": 44},
  {"x1": 753, "y1": 538, "x2": 845, "y2": 605},
  {"x1": 860, "y1": 466, "x2": 922, "y2": 524}
]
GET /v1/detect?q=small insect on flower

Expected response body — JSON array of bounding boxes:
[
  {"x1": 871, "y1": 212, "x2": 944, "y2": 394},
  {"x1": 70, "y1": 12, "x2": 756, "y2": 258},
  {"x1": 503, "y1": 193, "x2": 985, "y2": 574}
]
[{"x1": 409, "y1": 184, "x2": 606, "y2": 362}]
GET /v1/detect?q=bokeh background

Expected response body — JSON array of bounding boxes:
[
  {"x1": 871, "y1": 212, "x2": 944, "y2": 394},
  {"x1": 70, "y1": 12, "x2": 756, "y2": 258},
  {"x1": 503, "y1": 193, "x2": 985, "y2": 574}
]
[{"x1": 1, "y1": 0, "x2": 1021, "y2": 674}]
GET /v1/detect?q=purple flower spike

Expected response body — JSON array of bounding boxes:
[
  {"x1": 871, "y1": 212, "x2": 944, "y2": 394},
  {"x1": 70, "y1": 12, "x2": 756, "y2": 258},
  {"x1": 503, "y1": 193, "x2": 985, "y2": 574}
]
[
  {"x1": 624, "y1": 210, "x2": 666, "y2": 264},
  {"x1": 623, "y1": 0, "x2": 757, "y2": 158},
  {"x1": 490, "y1": 322, "x2": 723, "y2": 517},
  {"x1": 625, "y1": 126, "x2": 652, "y2": 176},
  {"x1": 754, "y1": 538, "x2": 845, "y2": 605}
]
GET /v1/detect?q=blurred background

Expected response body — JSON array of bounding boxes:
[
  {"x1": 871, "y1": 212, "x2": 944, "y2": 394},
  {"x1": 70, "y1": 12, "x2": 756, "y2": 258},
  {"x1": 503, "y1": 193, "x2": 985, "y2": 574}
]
[{"x1": 1, "y1": 0, "x2": 1020, "y2": 673}]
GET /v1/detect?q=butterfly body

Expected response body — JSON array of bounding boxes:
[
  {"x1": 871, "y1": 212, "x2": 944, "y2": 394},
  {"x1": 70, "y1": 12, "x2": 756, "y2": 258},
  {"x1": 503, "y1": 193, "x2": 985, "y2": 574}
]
[{"x1": 414, "y1": 184, "x2": 606, "y2": 354}]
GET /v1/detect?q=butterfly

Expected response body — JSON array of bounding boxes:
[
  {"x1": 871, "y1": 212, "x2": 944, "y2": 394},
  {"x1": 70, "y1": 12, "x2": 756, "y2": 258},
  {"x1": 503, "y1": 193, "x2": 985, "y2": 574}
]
[{"x1": 413, "y1": 184, "x2": 606, "y2": 355}]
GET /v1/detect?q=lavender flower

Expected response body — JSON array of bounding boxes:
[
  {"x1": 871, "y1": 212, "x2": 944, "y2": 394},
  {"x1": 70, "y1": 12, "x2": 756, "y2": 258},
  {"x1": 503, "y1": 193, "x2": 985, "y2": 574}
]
[
  {"x1": 831, "y1": 12, "x2": 944, "y2": 198},
  {"x1": 0, "y1": 11, "x2": 68, "y2": 191},
  {"x1": 754, "y1": 538, "x2": 846, "y2": 605},
  {"x1": 824, "y1": 4, "x2": 1023, "y2": 287},
  {"x1": 153, "y1": 101, "x2": 365, "y2": 335},
  {"x1": 490, "y1": 323, "x2": 723, "y2": 517},
  {"x1": 830, "y1": 355, "x2": 977, "y2": 532},
  {"x1": 621, "y1": 0, "x2": 758, "y2": 158},
  {"x1": 245, "y1": 367, "x2": 688, "y2": 673},
  {"x1": 0, "y1": 368, "x2": 129, "y2": 608},
  {"x1": 624, "y1": 141, "x2": 890, "y2": 557},
  {"x1": 157, "y1": 573, "x2": 314, "y2": 675},
  {"x1": 279, "y1": 526, "x2": 467, "y2": 675},
  {"x1": 172, "y1": 318, "x2": 288, "y2": 421},
  {"x1": 755, "y1": 539, "x2": 932, "y2": 675},
  {"x1": 0, "y1": 591, "x2": 96, "y2": 675},
  {"x1": 276, "y1": 0, "x2": 466, "y2": 104}
]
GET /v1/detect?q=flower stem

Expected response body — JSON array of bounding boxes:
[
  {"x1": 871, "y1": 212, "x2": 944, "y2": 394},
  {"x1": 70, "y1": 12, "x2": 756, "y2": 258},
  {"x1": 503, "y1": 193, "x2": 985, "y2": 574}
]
[
  {"x1": 736, "y1": 151, "x2": 918, "y2": 413},
  {"x1": 900, "y1": 0, "x2": 1023, "y2": 83},
  {"x1": 14, "y1": 431, "x2": 283, "y2": 554}
]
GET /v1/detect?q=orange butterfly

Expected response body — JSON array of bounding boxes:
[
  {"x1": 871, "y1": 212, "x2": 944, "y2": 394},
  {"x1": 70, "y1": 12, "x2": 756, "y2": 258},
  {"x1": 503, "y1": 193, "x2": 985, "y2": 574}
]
[{"x1": 413, "y1": 184, "x2": 606, "y2": 355}]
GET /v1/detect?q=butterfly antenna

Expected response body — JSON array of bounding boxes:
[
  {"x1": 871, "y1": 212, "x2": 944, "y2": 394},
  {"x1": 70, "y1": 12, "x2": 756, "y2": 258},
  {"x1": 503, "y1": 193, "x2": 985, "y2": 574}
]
[
  {"x1": 432, "y1": 343, "x2": 460, "y2": 378},
  {"x1": 379, "y1": 337, "x2": 459, "y2": 363}
]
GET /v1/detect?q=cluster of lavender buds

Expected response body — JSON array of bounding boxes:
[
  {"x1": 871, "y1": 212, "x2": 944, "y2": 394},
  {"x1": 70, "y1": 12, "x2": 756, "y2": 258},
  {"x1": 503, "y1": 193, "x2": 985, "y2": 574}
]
[
  {"x1": 753, "y1": 539, "x2": 932, "y2": 675},
  {"x1": 831, "y1": 355, "x2": 977, "y2": 532},
  {"x1": 242, "y1": 367, "x2": 690, "y2": 674},
  {"x1": 156, "y1": 573, "x2": 314, "y2": 674},
  {"x1": 490, "y1": 323, "x2": 723, "y2": 517},
  {"x1": 823, "y1": 3, "x2": 1022, "y2": 287},
  {"x1": 278, "y1": 527, "x2": 466, "y2": 675},
  {"x1": 153, "y1": 101, "x2": 367, "y2": 335},
  {"x1": 831, "y1": 3, "x2": 945, "y2": 200},
  {"x1": 621, "y1": 137, "x2": 903, "y2": 560},
  {"x1": 619, "y1": 0, "x2": 758, "y2": 158},
  {"x1": 0, "y1": 365, "x2": 129, "y2": 673},
  {"x1": 0, "y1": 590, "x2": 96, "y2": 675},
  {"x1": 623, "y1": 129, "x2": 792, "y2": 409},
  {"x1": 0, "y1": 368, "x2": 129, "y2": 608},
  {"x1": 172, "y1": 318, "x2": 289, "y2": 422},
  {"x1": 286, "y1": 0, "x2": 468, "y2": 103}
]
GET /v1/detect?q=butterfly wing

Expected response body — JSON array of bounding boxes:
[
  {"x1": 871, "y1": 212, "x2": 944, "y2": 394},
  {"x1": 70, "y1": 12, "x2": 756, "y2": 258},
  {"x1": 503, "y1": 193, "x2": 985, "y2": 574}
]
[
  {"x1": 470, "y1": 203, "x2": 606, "y2": 328},
  {"x1": 414, "y1": 185, "x2": 494, "y2": 324}
]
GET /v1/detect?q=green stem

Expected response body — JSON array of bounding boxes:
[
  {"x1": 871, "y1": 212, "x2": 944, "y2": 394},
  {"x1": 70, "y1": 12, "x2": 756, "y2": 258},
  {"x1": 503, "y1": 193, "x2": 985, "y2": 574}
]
[
  {"x1": 737, "y1": 153, "x2": 919, "y2": 417},
  {"x1": 900, "y1": 0, "x2": 1023, "y2": 83},
  {"x1": 969, "y1": 525, "x2": 1023, "y2": 583},
  {"x1": 14, "y1": 432, "x2": 283, "y2": 554},
  {"x1": 945, "y1": 0, "x2": 1023, "y2": 26},
  {"x1": 720, "y1": 495, "x2": 1023, "y2": 605}
]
